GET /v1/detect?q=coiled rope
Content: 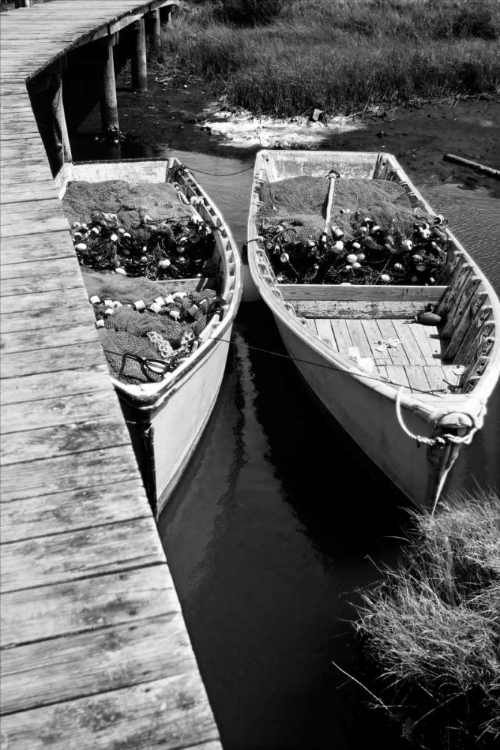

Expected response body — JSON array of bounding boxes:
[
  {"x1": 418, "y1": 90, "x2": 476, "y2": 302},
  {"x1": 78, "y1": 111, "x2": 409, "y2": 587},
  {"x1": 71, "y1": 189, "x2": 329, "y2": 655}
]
[{"x1": 395, "y1": 386, "x2": 485, "y2": 447}]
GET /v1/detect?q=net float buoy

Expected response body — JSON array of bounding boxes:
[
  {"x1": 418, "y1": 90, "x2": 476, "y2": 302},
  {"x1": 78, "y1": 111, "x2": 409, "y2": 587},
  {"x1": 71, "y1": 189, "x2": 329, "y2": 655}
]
[
  {"x1": 419, "y1": 228, "x2": 431, "y2": 239},
  {"x1": 165, "y1": 294, "x2": 175, "y2": 304},
  {"x1": 280, "y1": 253, "x2": 289, "y2": 263},
  {"x1": 89, "y1": 295, "x2": 100, "y2": 304},
  {"x1": 73, "y1": 232, "x2": 82, "y2": 241},
  {"x1": 75, "y1": 243, "x2": 87, "y2": 251},
  {"x1": 332, "y1": 226, "x2": 344, "y2": 239},
  {"x1": 150, "y1": 302, "x2": 162, "y2": 314},
  {"x1": 91, "y1": 227, "x2": 100, "y2": 236},
  {"x1": 134, "y1": 300, "x2": 146, "y2": 311},
  {"x1": 110, "y1": 234, "x2": 118, "y2": 242},
  {"x1": 154, "y1": 296, "x2": 166, "y2": 307},
  {"x1": 345, "y1": 265, "x2": 352, "y2": 271},
  {"x1": 170, "y1": 309, "x2": 181, "y2": 320},
  {"x1": 352, "y1": 262, "x2": 361, "y2": 270},
  {"x1": 356, "y1": 253, "x2": 366, "y2": 261},
  {"x1": 140, "y1": 255, "x2": 148, "y2": 263},
  {"x1": 115, "y1": 268, "x2": 127, "y2": 276},
  {"x1": 159, "y1": 259, "x2": 171, "y2": 269},
  {"x1": 358, "y1": 226, "x2": 368, "y2": 235},
  {"x1": 307, "y1": 240, "x2": 316, "y2": 248},
  {"x1": 393, "y1": 263, "x2": 403, "y2": 271},
  {"x1": 265, "y1": 242, "x2": 273, "y2": 251},
  {"x1": 176, "y1": 246, "x2": 185, "y2": 254},
  {"x1": 411, "y1": 275, "x2": 418, "y2": 283},
  {"x1": 429, "y1": 277, "x2": 436, "y2": 284},
  {"x1": 412, "y1": 254, "x2": 423, "y2": 262},
  {"x1": 112, "y1": 301, "x2": 122, "y2": 309},
  {"x1": 118, "y1": 228, "x2": 126, "y2": 234},
  {"x1": 434, "y1": 214, "x2": 446, "y2": 225},
  {"x1": 370, "y1": 225, "x2": 381, "y2": 235},
  {"x1": 381, "y1": 274, "x2": 391, "y2": 283},
  {"x1": 363, "y1": 217, "x2": 372, "y2": 225},
  {"x1": 123, "y1": 232, "x2": 131, "y2": 239},
  {"x1": 340, "y1": 282, "x2": 352, "y2": 286},
  {"x1": 333, "y1": 241, "x2": 344, "y2": 252},
  {"x1": 72, "y1": 222, "x2": 81, "y2": 229},
  {"x1": 95, "y1": 319, "x2": 105, "y2": 328},
  {"x1": 346, "y1": 253, "x2": 358, "y2": 264},
  {"x1": 416, "y1": 311, "x2": 442, "y2": 325},
  {"x1": 351, "y1": 242, "x2": 361, "y2": 251},
  {"x1": 402, "y1": 240, "x2": 413, "y2": 251},
  {"x1": 104, "y1": 299, "x2": 113, "y2": 307},
  {"x1": 416, "y1": 263, "x2": 427, "y2": 272},
  {"x1": 104, "y1": 308, "x2": 114, "y2": 316}
]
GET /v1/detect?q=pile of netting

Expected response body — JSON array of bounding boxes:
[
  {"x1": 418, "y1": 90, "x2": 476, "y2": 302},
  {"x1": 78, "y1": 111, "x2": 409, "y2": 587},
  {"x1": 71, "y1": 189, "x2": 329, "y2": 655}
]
[
  {"x1": 63, "y1": 180, "x2": 216, "y2": 280},
  {"x1": 257, "y1": 176, "x2": 448, "y2": 285},
  {"x1": 83, "y1": 270, "x2": 224, "y2": 385}
]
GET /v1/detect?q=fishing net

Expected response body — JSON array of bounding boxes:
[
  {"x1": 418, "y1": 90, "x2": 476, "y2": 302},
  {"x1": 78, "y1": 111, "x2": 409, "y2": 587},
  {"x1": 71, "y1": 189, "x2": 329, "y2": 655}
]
[
  {"x1": 88, "y1": 270, "x2": 221, "y2": 385},
  {"x1": 256, "y1": 176, "x2": 446, "y2": 285},
  {"x1": 63, "y1": 180, "x2": 217, "y2": 281}
]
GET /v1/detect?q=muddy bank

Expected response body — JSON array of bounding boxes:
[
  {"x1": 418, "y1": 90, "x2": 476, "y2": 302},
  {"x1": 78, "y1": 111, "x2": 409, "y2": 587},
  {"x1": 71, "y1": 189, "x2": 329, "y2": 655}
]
[{"x1": 72, "y1": 68, "x2": 500, "y2": 198}]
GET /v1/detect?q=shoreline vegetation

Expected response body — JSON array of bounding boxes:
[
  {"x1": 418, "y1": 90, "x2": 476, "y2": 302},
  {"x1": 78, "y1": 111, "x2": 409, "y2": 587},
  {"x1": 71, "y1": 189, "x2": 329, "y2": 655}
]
[
  {"x1": 157, "y1": 0, "x2": 500, "y2": 117},
  {"x1": 353, "y1": 491, "x2": 500, "y2": 749}
]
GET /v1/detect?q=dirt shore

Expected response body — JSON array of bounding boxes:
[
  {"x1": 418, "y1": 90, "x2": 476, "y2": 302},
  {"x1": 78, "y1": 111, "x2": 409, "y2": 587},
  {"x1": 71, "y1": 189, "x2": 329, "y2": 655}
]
[{"x1": 73, "y1": 70, "x2": 500, "y2": 197}]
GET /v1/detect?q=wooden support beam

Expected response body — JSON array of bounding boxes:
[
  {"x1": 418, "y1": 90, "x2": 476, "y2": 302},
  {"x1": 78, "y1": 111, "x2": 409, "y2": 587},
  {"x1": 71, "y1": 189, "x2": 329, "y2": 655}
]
[
  {"x1": 131, "y1": 19, "x2": 148, "y2": 92},
  {"x1": 14, "y1": 0, "x2": 32, "y2": 7},
  {"x1": 99, "y1": 37, "x2": 119, "y2": 137},
  {"x1": 146, "y1": 9, "x2": 161, "y2": 49}
]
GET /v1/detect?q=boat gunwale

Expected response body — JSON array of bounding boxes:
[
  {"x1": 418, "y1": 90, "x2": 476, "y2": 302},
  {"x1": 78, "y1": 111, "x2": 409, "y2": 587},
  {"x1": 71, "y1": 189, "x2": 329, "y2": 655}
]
[
  {"x1": 247, "y1": 149, "x2": 500, "y2": 411},
  {"x1": 57, "y1": 157, "x2": 242, "y2": 409}
]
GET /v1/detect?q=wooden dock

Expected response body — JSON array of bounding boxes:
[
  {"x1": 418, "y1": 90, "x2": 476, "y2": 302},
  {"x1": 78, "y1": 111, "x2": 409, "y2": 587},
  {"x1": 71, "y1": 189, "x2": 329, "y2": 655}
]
[{"x1": 0, "y1": 2, "x2": 221, "y2": 748}]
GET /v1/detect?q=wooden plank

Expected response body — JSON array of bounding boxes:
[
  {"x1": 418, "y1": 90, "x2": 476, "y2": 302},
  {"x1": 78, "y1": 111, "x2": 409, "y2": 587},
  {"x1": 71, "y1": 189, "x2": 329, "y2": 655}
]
[
  {"x1": 1, "y1": 417, "x2": 129, "y2": 462},
  {"x1": 1, "y1": 180, "x2": 58, "y2": 204},
  {"x1": 0, "y1": 366, "x2": 109, "y2": 405},
  {"x1": 405, "y1": 365, "x2": 430, "y2": 393},
  {"x1": 1, "y1": 322, "x2": 98, "y2": 354},
  {"x1": 445, "y1": 289, "x2": 487, "y2": 362},
  {"x1": 0, "y1": 674, "x2": 220, "y2": 750},
  {"x1": 0, "y1": 230, "x2": 75, "y2": 265},
  {"x1": 385, "y1": 365, "x2": 410, "y2": 387},
  {"x1": 1, "y1": 341, "x2": 107, "y2": 378},
  {"x1": 455, "y1": 302, "x2": 493, "y2": 364},
  {"x1": 281, "y1": 284, "x2": 446, "y2": 302},
  {"x1": 303, "y1": 318, "x2": 317, "y2": 335},
  {"x1": 2, "y1": 301, "x2": 95, "y2": 334},
  {"x1": 1, "y1": 516, "x2": 161, "y2": 594},
  {"x1": 375, "y1": 364, "x2": 388, "y2": 380},
  {"x1": 344, "y1": 319, "x2": 372, "y2": 358},
  {"x1": 392, "y1": 320, "x2": 427, "y2": 365},
  {"x1": 360, "y1": 319, "x2": 392, "y2": 365},
  {"x1": 291, "y1": 300, "x2": 430, "y2": 319},
  {"x1": 330, "y1": 319, "x2": 353, "y2": 354},
  {"x1": 424, "y1": 366, "x2": 449, "y2": 392},
  {"x1": 315, "y1": 318, "x2": 338, "y2": 350},
  {"x1": 0, "y1": 614, "x2": 197, "y2": 714},
  {"x1": 1, "y1": 444, "x2": 141, "y2": 502},
  {"x1": 1, "y1": 566, "x2": 175, "y2": 647},
  {"x1": 0, "y1": 199, "x2": 70, "y2": 235},
  {"x1": 0, "y1": 479, "x2": 148, "y2": 542},
  {"x1": 375, "y1": 319, "x2": 410, "y2": 365},
  {"x1": 407, "y1": 321, "x2": 441, "y2": 364}
]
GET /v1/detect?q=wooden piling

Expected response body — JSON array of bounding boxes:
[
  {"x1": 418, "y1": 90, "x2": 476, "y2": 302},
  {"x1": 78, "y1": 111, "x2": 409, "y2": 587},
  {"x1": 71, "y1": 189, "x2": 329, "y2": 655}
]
[
  {"x1": 131, "y1": 18, "x2": 147, "y2": 92},
  {"x1": 159, "y1": 5, "x2": 173, "y2": 25},
  {"x1": 99, "y1": 35, "x2": 120, "y2": 137},
  {"x1": 146, "y1": 9, "x2": 161, "y2": 49},
  {"x1": 14, "y1": 0, "x2": 32, "y2": 7}
]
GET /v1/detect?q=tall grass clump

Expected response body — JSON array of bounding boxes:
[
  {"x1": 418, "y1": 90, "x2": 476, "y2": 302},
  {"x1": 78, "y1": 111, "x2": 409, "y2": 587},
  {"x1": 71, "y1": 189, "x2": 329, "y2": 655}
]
[
  {"x1": 158, "y1": 0, "x2": 500, "y2": 116},
  {"x1": 354, "y1": 491, "x2": 500, "y2": 749}
]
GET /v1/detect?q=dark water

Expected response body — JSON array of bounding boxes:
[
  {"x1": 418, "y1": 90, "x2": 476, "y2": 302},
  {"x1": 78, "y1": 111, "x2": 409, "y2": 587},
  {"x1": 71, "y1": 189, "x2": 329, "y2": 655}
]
[{"x1": 153, "y1": 152, "x2": 499, "y2": 748}]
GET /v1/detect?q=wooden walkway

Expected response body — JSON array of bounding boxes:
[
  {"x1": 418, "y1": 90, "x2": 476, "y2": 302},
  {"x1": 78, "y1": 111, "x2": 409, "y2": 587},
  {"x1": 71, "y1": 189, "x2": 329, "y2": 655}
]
[{"x1": 0, "y1": 2, "x2": 221, "y2": 748}]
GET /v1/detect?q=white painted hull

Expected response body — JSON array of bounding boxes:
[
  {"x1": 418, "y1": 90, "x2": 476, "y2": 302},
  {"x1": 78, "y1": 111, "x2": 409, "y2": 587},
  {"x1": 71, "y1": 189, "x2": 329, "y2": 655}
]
[
  {"x1": 275, "y1": 318, "x2": 436, "y2": 507},
  {"x1": 248, "y1": 150, "x2": 499, "y2": 509}
]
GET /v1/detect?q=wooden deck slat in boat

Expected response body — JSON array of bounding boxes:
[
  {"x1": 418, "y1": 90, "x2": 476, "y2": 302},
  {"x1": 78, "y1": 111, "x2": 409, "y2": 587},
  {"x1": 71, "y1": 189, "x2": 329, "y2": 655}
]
[
  {"x1": 424, "y1": 366, "x2": 451, "y2": 392},
  {"x1": 385, "y1": 365, "x2": 410, "y2": 388},
  {"x1": 360, "y1": 319, "x2": 393, "y2": 365},
  {"x1": 375, "y1": 319, "x2": 410, "y2": 365},
  {"x1": 344, "y1": 319, "x2": 373, "y2": 359},
  {"x1": 330, "y1": 319, "x2": 354, "y2": 353},
  {"x1": 405, "y1": 365, "x2": 431, "y2": 392},
  {"x1": 392, "y1": 320, "x2": 428, "y2": 365},
  {"x1": 316, "y1": 318, "x2": 338, "y2": 350},
  {"x1": 1, "y1": 1, "x2": 220, "y2": 745}
]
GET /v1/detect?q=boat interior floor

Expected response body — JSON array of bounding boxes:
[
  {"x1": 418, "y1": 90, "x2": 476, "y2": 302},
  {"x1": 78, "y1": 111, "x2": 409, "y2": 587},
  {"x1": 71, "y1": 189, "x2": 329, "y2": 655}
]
[{"x1": 304, "y1": 317, "x2": 462, "y2": 395}]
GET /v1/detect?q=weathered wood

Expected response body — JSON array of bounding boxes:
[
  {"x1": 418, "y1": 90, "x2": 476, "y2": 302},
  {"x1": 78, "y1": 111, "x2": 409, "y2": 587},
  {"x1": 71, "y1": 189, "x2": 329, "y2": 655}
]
[
  {"x1": 1, "y1": 444, "x2": 141, "y2": 502},
  {"x1": 0, "y1": 613, "x2": 197, "y2": 713},
  {"x1": 0, "y1": 477, "x2": 148, "y2": 543},
  {"x1": 435, "y1": 255, "x2": 467, "y2": 316},
  {"x1": 345, "y1": 319, "x2": 373, "y2": 359},
  {"x1": 424, "y1": 366, "x2": 449, "y2": 392},
  {"x1": 454, "y1": 302, "x2": 493, "y2": 364},
  {"x1": 330, "y1": 318, "x2": 354, "y2": 353},
  {"x1": 1, "y1": 301, "x2": 95, "y2": 334},
  {"x1": 0, "y1": 367, "x2": 109, "y2": 405},
  {"x1": 1, "y1": 516, "x2": 162, "y2": 594},
  {"x1": 0, "y1": 674, "x2": 220, "y2": 750},
  {"x1": 1, "y1": 341, "x2": 106, "y2": 378},
  {"x1": 99, "y1": 36, "x2": 119, "y2": 136},
  {"x1": 315, "y1": 318, "x2": 338, "y2": 350},
  {"x1": 361, "y1": 319, "x2": 392, "y2": 364},
  {"x1": 0, "y1": 230, "x2": 74, "y2": 264},
  {"x1": 292, "y1": 299, "x2": 432, "y2": 319},
  {"x1": 131, "y1": 18, "x2": 148, "y2": 92},
  {"x1": 405, "y1": 365, "x2": 430, "y2": 393},
  {"x1": 1, "y1": 322, "x2": 98, "y2": 354},
  {"x1": 1, "y1": 566, "x2": 175, "y2": 647},
  {"x1": 446, "y1": 290, "x2": 488, "y2": 362},
  {"x1": 441, "y1": 274, "x2": 481, "y2": 340},
  {"x1": 1, "y1": 286, "x2": 90, "y2": 315},
  {"x1": 376, "y1": 319, "x2": 410, "y2": 365},
  {"x1": 408, "y1": 322, "x2": 442, "y2": 364},
  {"x1": 1, "y1": 256, "x2": 80, "y2": 280},
  {"x1": 385, "y1": 365, "x2": 410, "y2": 388},
  {"x1": 392, "y1": 320, "x2": 428, "y2": 365},
  {"x1": 443, "y1": 153, "x2": 500, "y2": 180},
  {"x1": 282, "y1": 284, "x2": 445, "y2": 302}
]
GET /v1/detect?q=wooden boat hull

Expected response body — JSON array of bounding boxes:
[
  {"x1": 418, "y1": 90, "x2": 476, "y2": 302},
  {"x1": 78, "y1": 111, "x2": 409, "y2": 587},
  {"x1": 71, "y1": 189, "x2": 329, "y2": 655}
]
[
  {"x1": 248, "y1": 150, "x2": 499, "y2": 509},
  {"x1": 58, "y1": 158, "x2": 242, "y2": 515}
]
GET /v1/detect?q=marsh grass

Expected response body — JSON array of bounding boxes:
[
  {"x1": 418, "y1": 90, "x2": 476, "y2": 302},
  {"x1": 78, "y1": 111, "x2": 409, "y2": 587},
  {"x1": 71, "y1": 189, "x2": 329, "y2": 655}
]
[
  {"x1": 354, "y1": 491, "x2": 500, "y2": 749},
  {"x1": 158, "y1": 0, "x2": 500, "y2": 115}
]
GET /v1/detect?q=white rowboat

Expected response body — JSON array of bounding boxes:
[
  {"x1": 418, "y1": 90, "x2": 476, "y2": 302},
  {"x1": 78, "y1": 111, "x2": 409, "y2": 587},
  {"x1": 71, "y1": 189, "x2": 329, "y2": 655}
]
[
  {"x1": 58, "y1": 158, "x2": 242, "y2": 516},
  {"x1": 247, "y1": 150, "x2": 500, "y2": 509}
]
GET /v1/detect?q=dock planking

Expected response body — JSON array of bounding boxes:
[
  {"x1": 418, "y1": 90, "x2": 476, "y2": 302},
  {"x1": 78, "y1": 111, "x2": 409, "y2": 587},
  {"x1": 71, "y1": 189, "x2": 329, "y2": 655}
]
[{"x1": 0, "y1": 2, "x2": 221, "y2": 749}]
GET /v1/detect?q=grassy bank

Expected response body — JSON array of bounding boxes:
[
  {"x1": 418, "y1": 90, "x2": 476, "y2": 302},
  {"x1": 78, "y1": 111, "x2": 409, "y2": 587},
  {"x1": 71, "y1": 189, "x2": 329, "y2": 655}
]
[
  {"x1": 157, "y1": 0, "x2": 500, "y2": 116},
  {"x1": 354, "y1": 491, "x2": 500, "y2": 749}
]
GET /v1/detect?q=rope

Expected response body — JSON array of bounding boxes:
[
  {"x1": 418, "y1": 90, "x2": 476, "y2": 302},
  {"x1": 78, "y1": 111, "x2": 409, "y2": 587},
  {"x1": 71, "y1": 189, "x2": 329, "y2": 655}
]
[
  {"x1": 172, "y1": 163, "x2": 254, "y2": 178},
  {"x1": 208, "y1": 334, "x2": 449, "y2": 396},
  {"x1": 395, "y1": 386, "x2": 484, "y2": 447}
]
